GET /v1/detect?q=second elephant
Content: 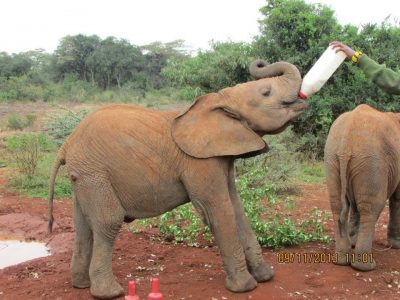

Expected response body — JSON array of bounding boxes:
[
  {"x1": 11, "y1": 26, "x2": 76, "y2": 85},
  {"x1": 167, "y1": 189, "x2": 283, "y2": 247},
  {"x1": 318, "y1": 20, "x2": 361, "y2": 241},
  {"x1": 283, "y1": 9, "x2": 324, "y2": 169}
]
[{"x1": 324, "y1": 104, "x2": 400, "y2": 271}]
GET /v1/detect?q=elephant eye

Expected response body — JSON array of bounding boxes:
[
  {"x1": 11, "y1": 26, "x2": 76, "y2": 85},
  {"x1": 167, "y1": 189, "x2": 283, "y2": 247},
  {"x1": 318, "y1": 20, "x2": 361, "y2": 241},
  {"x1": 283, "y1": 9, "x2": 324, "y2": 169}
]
[{"x1": 261, "y1": 89, "x2": 271, "y2": 97}]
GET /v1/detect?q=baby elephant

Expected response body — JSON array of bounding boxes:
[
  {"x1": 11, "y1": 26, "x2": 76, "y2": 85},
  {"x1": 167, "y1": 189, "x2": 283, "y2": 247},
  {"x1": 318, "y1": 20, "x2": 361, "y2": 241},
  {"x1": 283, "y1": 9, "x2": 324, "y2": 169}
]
[
  {"x1": 324, "y1": 104, "x2": 400, "y2": 271},
  {"x1": 48, "y1": 60, "x2": 307, "y2": 299}
]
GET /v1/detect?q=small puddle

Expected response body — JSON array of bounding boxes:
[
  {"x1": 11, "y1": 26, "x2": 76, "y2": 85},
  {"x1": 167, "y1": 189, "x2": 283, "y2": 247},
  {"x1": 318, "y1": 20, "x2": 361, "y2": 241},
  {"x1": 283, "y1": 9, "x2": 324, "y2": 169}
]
[{"x1": 0, "y1": 240, "x2": 50, "y2": 269}]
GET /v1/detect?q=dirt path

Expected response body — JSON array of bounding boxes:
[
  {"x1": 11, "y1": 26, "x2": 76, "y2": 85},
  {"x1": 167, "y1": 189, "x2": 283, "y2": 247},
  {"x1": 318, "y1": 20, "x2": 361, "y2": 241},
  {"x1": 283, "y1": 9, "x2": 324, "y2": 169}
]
[{"x1": 1, "y1": 173, "x2": 400, "y2": 299}]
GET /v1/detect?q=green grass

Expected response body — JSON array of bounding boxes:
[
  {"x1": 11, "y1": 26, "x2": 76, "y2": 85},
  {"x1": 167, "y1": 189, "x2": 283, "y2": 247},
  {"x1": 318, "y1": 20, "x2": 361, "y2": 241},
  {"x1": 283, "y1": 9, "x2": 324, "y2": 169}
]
[
  {"x1": 295, "y1": 161, "x2": 326, "y2": 184},
  {"x1": 7, "y1": 149, "x2": 72, "y2": 199}
]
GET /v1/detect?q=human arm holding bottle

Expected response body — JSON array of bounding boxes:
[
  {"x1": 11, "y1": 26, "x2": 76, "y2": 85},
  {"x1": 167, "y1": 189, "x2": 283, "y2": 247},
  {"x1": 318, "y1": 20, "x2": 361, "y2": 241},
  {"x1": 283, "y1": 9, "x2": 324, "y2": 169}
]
[{"x1": 330, "y1": 41, "x2": 400, "y2": 95}]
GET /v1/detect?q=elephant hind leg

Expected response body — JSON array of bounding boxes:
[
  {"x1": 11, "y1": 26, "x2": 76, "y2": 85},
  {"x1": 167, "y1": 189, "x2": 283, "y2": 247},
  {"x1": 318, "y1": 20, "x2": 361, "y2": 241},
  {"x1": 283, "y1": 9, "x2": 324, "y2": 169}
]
[
  {"x1": 349, "y1": 204, "x2": 360, "y2": 248},
  {"x1": 71, "y1": 194, "x2": 92, "y2": 289},
  {"x1": 73, "y1": 176, "x2": 125, "y2": 299},
  {"x1": 351, "y1": 194, "x2": 386, "y2": 271},
  {"x1": 388, "y1": 188, "x2": 400, "y2": 248},
  {"x1": 326, "y1": 171, "x2": 351, "y2": 265}
]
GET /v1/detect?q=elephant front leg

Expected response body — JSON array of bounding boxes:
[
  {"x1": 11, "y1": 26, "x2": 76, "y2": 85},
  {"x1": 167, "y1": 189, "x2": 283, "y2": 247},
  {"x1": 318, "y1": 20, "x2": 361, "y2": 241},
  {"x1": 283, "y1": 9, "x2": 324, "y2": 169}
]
[
  {"x1": 192, "y1": 198, "x2": 257, "y2": 292},
  {"x1": 227, "y1": 166, "x2": 274, "y2": 283}
]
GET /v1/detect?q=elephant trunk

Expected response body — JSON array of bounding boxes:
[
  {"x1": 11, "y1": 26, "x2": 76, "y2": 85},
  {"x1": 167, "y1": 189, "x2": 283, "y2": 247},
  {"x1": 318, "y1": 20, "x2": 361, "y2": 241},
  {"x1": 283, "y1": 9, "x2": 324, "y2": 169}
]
[{"x1": 249, "y1": 60, "x2": 301, "y2": 83}]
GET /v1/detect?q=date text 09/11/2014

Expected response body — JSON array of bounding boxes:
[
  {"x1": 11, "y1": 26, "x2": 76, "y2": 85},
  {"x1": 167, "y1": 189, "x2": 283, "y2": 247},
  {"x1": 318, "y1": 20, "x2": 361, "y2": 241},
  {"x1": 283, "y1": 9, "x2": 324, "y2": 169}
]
[{"x1": 277, "y1": 252, "x2": 374, "y2": 264}]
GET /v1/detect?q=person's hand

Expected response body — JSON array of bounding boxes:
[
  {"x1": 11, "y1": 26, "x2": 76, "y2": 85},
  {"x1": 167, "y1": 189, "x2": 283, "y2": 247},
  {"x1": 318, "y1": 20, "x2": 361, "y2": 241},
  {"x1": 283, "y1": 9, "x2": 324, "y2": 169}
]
[{"x1": 330, "y1": 41, "x2": 355, "y2": 60}]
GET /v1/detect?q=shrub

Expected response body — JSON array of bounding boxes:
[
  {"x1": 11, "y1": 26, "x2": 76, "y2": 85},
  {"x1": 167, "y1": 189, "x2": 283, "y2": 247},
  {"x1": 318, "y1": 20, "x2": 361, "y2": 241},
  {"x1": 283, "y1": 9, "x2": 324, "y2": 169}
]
[
  {"x1": 5, "y1": 113, "x2": 37, "y2": 130},
  {"x1": 4, "y1": 133, "x2": 52, "y2": 178},
  {"x1": 177, "y1": 86, "x2": 204, "y2": 101},
  {"x1": 6, "y1": 114, "x2": 24, "y2": 130},
  {"x1": 46, "y1": 108, "x2": 91, "y2": 145},
  {"x1": 236, "y1": 170, "x2": 330, "y2": 248},
  {"x1": 8, "y1": 151, "x2": 72, "y2": 198},
  {"x1": 158, "y1": 204, "x2": 212, "y2": 246}
]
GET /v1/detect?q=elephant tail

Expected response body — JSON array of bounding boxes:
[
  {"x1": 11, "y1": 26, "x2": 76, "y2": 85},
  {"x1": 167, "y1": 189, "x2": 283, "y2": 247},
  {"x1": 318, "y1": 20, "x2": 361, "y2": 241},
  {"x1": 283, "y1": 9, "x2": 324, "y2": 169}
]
[
  {"x1": 48, "y1": 146, "x2": 66, "y2": 234},
  {"x1": 338, "y1": 156, "x2": 350, "y2": 237}
]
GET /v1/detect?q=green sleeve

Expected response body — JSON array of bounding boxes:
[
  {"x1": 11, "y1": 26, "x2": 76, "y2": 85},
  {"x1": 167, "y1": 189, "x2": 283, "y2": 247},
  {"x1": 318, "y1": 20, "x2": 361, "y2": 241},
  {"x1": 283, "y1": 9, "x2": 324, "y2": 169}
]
[{"x1": 358, "y1": 55, "x2": 400, "y2": 95}]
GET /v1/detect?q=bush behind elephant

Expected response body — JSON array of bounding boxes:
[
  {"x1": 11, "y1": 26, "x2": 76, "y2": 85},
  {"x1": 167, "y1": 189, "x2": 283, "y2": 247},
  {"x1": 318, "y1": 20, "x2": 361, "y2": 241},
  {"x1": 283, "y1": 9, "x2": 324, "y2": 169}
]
[
  {"x1": 48, "y1": 60, "x2": 307, "y2": 299},
  {"x1": 324, "y1": 104, "x2": 400, "y2": 272}
]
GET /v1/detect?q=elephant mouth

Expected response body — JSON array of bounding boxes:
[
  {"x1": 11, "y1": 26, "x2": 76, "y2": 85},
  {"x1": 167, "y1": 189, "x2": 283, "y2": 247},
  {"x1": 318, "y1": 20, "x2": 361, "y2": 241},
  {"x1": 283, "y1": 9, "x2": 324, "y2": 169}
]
[{"x1": 290, "y1": 99, "x2": 308, "y2": 112}]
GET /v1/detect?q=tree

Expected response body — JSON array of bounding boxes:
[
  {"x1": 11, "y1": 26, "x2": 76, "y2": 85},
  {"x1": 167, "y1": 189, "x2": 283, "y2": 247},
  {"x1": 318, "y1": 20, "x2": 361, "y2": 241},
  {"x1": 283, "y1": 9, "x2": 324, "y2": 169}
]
[
  {"x1": 141, "y1": 40, "x2": 190, "y2": 89},
  {"x1": 54, "y1": 34, "x2": 100, "y2": 81},
  {"x1": 163, "y1": 41, "x2": 253, "y2": 94},
  {"x1": 0, "y1": 52, "x2": 13, "y2": 78},
  {"x1": 87, "y1": 37, "x2": 144, "y2": 89},
  {"x1": 253, "y1": 0, "x2": 342, "y2": 72}
]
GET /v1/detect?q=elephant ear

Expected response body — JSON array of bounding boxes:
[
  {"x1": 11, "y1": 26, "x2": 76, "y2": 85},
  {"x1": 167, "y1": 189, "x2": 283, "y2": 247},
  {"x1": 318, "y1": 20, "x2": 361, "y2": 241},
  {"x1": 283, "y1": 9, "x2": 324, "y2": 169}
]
[{"x1": 172, "y1": 94, "x2": 267, "y2": 158}]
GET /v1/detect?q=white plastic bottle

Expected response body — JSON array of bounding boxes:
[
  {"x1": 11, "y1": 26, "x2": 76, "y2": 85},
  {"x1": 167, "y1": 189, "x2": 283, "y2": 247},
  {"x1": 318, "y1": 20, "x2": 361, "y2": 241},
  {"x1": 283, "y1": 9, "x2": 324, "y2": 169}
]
[{"x1": 298, "y1": 46, "x2": 346, "y2": 99}]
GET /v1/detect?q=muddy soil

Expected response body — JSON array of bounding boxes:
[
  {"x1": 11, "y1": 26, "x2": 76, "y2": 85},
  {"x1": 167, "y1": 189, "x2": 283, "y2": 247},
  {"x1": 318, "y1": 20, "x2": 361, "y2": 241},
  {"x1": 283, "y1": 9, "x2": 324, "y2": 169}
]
[{"x1": 1, "y1": 170, "x2": 400, "y2": 300}]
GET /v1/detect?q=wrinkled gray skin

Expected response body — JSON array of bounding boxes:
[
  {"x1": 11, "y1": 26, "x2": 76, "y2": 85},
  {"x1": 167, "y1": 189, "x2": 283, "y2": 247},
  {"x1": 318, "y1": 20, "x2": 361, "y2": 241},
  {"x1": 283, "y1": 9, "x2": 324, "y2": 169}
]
[
  {"x1": 325, "y1": 104, "x2": 400, "y2": 272},
  {"x1": 48, "y1": 60, "x2": 307, "y2": 299}
]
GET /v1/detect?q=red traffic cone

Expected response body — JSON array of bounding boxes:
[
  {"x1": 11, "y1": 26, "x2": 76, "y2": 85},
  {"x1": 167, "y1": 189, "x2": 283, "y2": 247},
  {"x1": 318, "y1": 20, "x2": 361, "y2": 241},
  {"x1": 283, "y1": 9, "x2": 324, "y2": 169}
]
[
  {"x1": 125, "y1": 280, "x2": 140, "y2": 300},
  {"x1": 147, "y1": 278, "x2": 163, "y2": 300}
]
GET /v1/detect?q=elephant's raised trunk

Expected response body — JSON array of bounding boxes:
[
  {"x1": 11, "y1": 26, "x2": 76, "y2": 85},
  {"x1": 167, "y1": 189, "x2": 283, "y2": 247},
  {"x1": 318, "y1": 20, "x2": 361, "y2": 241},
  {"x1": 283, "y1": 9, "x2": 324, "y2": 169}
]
[{"x1": 249, "y1": 60, "x2": 301, "y2": 83}]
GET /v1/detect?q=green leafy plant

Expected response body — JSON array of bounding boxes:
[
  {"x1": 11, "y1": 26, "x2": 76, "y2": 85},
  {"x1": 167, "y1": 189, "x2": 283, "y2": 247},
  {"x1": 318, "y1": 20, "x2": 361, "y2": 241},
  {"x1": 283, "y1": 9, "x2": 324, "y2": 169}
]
[
  {"x1": 6, "y1": 113, "x2": 25, "y2": 130},
  {"x1": 4, "y1": 133, "x2": 51, "y2": 178},
  {"x1": 236, "y1": 169, "x2": 330, "y2": 248},
  {"x1": 46, "y1": 108, "x2": 91, "y2": 145},
  {"x1": 8, "y1": 151, "x2": 72, "y2": 198},
  {"x1": 5, "y1": 113, "x2": 37, "y2": 130}
]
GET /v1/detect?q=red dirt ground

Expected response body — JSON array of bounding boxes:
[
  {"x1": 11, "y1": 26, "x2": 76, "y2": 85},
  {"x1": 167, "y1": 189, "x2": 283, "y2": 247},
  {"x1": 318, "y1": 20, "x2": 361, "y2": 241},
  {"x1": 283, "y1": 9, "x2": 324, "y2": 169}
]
[{"x1": 1, "y1": 169, "x2": 400, "y2": 300}]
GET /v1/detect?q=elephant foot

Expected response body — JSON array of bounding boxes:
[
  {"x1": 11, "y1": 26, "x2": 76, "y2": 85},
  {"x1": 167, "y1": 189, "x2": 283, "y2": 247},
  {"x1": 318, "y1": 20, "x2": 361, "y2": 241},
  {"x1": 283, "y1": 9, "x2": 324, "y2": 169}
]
[
  {"x1": 351, "y1": 259, "x2": 376, "y2": 272},
  {"x1": 350, "y1": 235, "x2": 358, "y2": 248},
  {"x1": 225, "y1": 271, "x2": 257, "y2": 293},
  {"x1": 72, "y1": 272, "x2": 90, "y2": 289},
  {"x1": 333, "y1": 251, "x2": 350, "y2": 266},
  {"x1": 249, "y1": 261, "x2": 274, "y2": 283},
  {"x1": 90, "y1": 277, "x2": 124, "y2": 300},
  {"x1": 388, "y1": 238, "x2": 400, "y2": 249}
]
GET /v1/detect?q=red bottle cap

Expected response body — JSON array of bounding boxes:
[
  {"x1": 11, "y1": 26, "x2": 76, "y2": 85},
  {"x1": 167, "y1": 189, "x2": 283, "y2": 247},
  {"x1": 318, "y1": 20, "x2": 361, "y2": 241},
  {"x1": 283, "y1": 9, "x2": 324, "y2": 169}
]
[
  {"x1": 147, "y1": 278, "x2": 163, "y2": 300},
  {"x1": 125, "y1": 280, "x2": 140, "y2": 300},
  {"x1": 298, "y1": 91, "x2": 308, "y2": 100}
]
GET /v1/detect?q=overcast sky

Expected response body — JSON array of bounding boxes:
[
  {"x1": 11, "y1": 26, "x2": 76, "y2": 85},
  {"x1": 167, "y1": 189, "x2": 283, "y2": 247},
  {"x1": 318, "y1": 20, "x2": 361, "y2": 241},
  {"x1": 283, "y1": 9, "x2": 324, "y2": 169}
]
[{"x1": 0, "y1": 0, "x2": 398, "y2": 54}]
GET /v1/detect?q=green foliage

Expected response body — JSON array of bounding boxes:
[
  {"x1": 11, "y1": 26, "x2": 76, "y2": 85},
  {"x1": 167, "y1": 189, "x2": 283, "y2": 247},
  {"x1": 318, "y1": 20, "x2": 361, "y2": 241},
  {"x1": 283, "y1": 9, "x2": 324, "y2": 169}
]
[
  {"x1": 236, "y1": 169, "x2": 330, "y2": 248},
  {"x1": 159, "y1": 204, "x2": 213, "y2": 246},
  {"x1": 8, "y1": 151, "x2": 72, "y2": 198},
  {"x1": 162, "y1": 42, "x2": 253, "y2": 94},
  {"x1": 45, "y1": 108, "x2": 91, "y2": 146},
  {"x1": 6, "y1": 114, "x2": 24, "y2": 130},
  {"x1": 132, "y1": 204, "x2": 212, "y2": 247},
  {"x1": 0, "y1": 52, "x2": 33, "y2": 78},
  {"x1": 5, "y1": 113, "x2": 36, "y2": 130},
  {"x1": 0, "y1": 75, "x2": 48, "y2": 102},
  {"x1": 4, "y1": 133, "x2": 52, "y2": 178},
  {"x1": 4, "y1": 132, "x2": 71, "y2": 198},
  {"x1": 235, "y1": 128, "x2": 303, "y2": 195},
  {"x1": 253, "y1": 0, "x2": 342, "y2": 69}
]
